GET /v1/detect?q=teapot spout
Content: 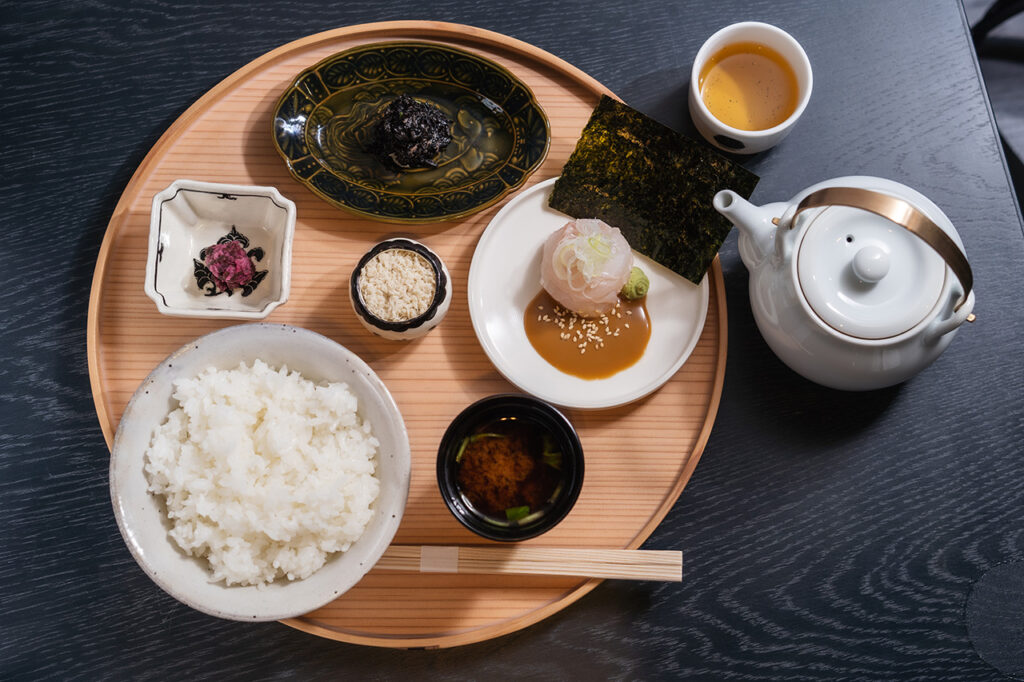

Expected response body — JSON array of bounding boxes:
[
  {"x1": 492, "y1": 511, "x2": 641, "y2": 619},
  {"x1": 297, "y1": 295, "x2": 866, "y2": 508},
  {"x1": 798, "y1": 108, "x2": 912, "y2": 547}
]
[{"x1": 714, "y1": 190, "x2": 775, "y2": 267}]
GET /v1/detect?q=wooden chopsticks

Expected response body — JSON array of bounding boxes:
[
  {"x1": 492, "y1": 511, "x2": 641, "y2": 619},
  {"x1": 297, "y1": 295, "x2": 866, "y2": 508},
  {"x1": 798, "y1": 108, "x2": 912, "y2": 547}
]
[{"x1": 376, "y1": 545, "x2": 683, "y2": 582}]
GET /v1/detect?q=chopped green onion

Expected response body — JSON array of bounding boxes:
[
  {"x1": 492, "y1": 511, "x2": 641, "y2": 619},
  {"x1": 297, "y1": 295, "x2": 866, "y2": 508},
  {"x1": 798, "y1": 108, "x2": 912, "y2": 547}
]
[
  {"x1": 541, "y1": 434, "x2": 562, "y2": 470},
  {"x1": 455, "y1": 433, "x2": 504, "y2": 463},
  {"x1": 542, "y1": 450, "x2": 562, "y2": 470},
  {"x1": 505, "y1": 505, "x2": 530, "y2": 521},
  {"x1": 587, "y1": 235, "x2": 612, "y2": 258},
  {"x1": 469, "y1": 433, "x2": 504, "y2": 442}
]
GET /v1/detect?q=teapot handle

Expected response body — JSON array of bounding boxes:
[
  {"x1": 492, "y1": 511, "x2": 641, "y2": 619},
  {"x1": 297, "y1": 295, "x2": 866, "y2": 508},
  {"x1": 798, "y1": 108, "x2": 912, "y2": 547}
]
[{"x1": 791, "y1": 187, "x2": 974, "y2": 313}]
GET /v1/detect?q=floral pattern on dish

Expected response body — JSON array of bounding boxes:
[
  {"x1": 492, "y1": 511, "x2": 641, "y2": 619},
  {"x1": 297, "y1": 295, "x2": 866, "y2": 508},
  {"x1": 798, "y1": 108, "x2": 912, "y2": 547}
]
[{"x1": 272, "y1": 42, "x2": 550, "y2": 223}]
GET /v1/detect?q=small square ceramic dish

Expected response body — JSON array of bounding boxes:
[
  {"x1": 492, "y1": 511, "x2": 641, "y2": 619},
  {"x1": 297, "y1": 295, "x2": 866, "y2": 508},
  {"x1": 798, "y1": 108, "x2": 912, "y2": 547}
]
[{"x1": 145, "y1": 179, "x2": 296, "y2": 319}]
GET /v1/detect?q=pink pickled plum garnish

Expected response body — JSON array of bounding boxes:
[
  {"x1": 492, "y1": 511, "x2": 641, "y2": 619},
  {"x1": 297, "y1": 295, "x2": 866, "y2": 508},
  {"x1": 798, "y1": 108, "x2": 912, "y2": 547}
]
[{"x1": 204, "y1": 240, "x2": 255, "y2": 292}]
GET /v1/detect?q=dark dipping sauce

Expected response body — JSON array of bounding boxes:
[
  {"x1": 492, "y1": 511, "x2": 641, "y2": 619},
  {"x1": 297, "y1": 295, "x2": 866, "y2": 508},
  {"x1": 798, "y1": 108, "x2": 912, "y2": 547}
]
[
  {"x1": 455, "y1": 417, "x2": 562, "y2": 523},
  {"x1": 524, "y1": 290, "x2": 652, "y2": 380}
]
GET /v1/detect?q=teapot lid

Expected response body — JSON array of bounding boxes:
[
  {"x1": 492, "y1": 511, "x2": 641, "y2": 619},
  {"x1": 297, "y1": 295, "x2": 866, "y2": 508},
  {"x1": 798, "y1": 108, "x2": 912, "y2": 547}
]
[{"x1": 796, "y1": 205, "x2": 946, "y2": 339}]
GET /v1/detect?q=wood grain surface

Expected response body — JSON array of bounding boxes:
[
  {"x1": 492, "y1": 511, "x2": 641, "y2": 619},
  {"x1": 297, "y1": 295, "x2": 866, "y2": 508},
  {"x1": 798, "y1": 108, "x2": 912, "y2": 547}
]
[
  {"x1": 86, "y1": 22, "x2": 727, "y2": 648},
  {"x1": 3, "y1": 0, "x2": 1024, "y2": 679},
  {"x1": 375, "y1": 546, "x2": 684, "y2": 581}
]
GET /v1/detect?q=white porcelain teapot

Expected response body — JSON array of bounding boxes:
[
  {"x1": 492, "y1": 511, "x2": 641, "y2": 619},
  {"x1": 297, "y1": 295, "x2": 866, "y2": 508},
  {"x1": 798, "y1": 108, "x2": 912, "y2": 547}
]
[{"x1": 714, "y1": 176, "x2": 975, "y2": 390}]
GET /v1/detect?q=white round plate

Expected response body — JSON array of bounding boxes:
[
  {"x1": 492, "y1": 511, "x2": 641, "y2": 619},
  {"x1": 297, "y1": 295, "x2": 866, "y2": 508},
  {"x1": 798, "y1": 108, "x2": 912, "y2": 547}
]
[
  {"x1": 468, "y1": 178, "x2": 710, "y2": 410},
  {"x1": 109, "y1": 324, "x2": 411, "y2": 621}
]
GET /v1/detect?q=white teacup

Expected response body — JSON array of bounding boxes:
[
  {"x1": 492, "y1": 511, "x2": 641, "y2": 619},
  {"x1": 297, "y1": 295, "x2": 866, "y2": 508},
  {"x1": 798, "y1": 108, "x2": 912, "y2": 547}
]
[{"x1": 689, "y1": 22, "x2": 812, "y2": 154}]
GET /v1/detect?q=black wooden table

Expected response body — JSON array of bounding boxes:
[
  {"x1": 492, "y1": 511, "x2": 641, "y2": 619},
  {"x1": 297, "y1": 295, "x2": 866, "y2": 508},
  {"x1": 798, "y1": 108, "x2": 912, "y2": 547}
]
[{"x1": 3, "y1": 1, "x2": 1023, "y2": 678}]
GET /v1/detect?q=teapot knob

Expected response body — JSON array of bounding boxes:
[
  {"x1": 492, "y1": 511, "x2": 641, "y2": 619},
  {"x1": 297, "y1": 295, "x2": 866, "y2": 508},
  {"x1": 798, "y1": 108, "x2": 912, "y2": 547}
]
[{"x1": 852, "y1": 245, "x2": 889, "y2": 283}]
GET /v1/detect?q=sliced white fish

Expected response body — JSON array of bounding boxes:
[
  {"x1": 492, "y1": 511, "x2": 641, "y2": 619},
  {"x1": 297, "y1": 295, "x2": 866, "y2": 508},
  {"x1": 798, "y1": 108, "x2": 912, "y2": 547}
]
[{"x1": 540, "y1": 219, "x2": 633, "y2": 316}]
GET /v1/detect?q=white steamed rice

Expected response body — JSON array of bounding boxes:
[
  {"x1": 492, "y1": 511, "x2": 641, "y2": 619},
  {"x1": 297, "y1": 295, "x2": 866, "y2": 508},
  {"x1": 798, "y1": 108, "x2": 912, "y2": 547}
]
[{"x1": 144, "y1": 359, "x2": 380, "y2": 586}]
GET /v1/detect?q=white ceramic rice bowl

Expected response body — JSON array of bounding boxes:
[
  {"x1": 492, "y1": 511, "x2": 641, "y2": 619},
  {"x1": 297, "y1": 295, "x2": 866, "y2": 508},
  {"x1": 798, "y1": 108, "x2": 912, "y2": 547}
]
[{"x1": 109, "y1": 323, "x2": 410, "y2": 621}]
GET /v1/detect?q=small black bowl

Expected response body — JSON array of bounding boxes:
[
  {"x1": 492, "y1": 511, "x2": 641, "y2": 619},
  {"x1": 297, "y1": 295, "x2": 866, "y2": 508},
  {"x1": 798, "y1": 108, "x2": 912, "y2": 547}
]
[{"x1": 437, "y1": 394, "x2": 584, "y2": 541}]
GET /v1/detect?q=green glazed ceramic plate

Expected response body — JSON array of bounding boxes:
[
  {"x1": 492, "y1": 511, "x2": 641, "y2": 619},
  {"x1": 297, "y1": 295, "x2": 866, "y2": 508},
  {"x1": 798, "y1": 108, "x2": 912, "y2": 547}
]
[{"x1": 272, "y1": 41, "x2": 551, "y2": 223}]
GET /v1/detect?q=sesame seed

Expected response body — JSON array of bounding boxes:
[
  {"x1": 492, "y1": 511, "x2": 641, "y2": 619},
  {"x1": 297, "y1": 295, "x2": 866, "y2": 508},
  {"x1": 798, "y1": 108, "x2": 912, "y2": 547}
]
[{"x1": 532, "y1": 297, "x2": 636, "y2": 354}]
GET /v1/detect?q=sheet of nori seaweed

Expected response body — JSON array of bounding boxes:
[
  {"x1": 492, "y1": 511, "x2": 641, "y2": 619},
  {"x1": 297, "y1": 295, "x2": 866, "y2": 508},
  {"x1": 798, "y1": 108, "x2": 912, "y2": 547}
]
[{"x1": 549, "y1": 95, "x2": 759, "y2": 284}]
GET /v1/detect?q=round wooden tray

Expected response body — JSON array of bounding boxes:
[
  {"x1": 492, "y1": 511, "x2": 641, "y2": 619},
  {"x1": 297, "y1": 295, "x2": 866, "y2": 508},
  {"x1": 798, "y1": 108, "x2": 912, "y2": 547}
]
[{"x1": 87, "y1": 21, "x2": 727, "y2": 648}]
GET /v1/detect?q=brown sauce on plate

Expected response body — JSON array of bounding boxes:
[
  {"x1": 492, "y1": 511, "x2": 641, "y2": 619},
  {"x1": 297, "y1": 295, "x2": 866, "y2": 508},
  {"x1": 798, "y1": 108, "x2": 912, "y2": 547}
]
[{"x1": 523, "y1": 290, "x2": 651, "y2": 380}]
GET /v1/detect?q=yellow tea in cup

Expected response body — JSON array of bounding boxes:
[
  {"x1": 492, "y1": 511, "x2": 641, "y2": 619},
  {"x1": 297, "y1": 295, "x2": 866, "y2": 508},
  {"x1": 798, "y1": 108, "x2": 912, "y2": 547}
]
[{"x1": 698, "y1": 41, "x2": 799, "y2": 131}]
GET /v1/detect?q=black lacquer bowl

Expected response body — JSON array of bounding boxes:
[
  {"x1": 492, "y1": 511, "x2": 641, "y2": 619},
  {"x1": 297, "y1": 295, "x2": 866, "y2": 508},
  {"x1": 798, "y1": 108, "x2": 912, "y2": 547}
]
[
  {"x1": 437, "y1": 394, "x2": 584, "y2": 541},
  {"x1": 272, "y1": 42, "x2": 550, "y2": 223}
]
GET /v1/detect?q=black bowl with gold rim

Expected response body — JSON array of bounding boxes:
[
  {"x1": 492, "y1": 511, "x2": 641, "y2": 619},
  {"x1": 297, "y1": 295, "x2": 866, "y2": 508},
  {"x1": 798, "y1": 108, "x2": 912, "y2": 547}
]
[
  {"x1": 436, "y1": 394, "x2": 584, "y2": 542},
  {"x1": 272, "y1": 41, "x2": 550, "y2": 223}
]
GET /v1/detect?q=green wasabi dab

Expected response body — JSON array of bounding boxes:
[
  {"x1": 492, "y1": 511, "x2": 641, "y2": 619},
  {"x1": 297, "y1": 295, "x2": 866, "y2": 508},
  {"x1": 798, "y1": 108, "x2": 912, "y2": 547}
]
[{"x1": 620, "y1": 266, "x2": 650, "y2": 300}]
